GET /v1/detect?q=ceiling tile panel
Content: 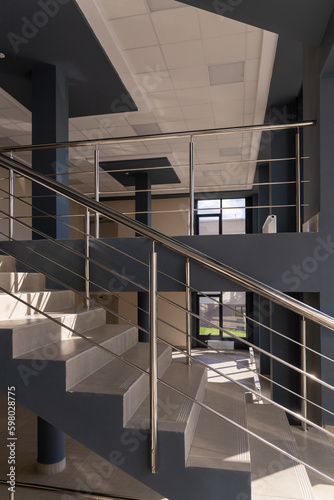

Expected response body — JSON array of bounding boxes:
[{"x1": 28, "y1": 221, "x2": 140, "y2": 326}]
[
  {"x1": 162, "y1": 40, "x2": 205, "y2": 69},
  {"x1": 246, "y1": 31, "x2": 264, "y2": 59},
  {"x1": 181, "y1": 103, "x2": 213, "y2": 120},
  {"x1": 198, "y1": 9, "x2": 246, "y2": 38},
  {"x1": 203, "y1": 34, "x2": 247, "y2": 65},
  {"x1": 151, "y1": 8, "x2": 201, "y2": 44},
  {"x1": 146, "y1": 91, "x2": 179, "y2": 109},
  {"x1": 169, "y1": 65, "x2": 209, "y2": 89},
  {"x1": 99, "y1": 0, "x2": 147, "y2": 20},
  {"x1": 176, "y1": 87, "x2": 211, "y2": 106},
  {"x1": 210, "y1": 82, "x2": 244, "y2": 103},
  {"x1": 152, "y1": 106, "x2": 184, "y2": 121},
  {"x1": 244, "y1": 59, "x2": 261, "y2": 82},
  {"x1": 135, "y1": 71, "x2": 174, "y2": 93},
  {"x1": 109, "y1": 15, "x2": 158, "y2": 50},
  {"x1": 125, "y1": 46, "x2": 166, "y2": 73}
]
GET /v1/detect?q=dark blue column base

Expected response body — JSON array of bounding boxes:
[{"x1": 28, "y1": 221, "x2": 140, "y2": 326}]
[{"x1": 37, "y1": 417, "x2": 66, "y2": 474}]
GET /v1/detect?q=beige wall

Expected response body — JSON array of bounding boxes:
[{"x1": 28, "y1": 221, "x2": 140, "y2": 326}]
[
  {"x1": 158, "y1": 292, "x2": 187, "y2": 347},
  {"x1": 0, "y1": 168, "x2": 32, "y2": 241}
]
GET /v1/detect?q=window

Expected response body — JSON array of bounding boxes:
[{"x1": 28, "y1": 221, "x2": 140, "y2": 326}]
[
  {"x1": 198, "y1": 291, "x2": 246, "y2": 340},
  {"x1": 197, "y1": 198, "x2": 246, "y2": 235}
]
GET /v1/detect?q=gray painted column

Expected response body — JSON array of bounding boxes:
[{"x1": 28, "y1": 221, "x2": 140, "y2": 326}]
[
  {"x1": 32, "y1": 64, "x2": 69, "y2": 240},
  {"x1": 135, "y1": 173, "x2": 151, "y2": 342}
]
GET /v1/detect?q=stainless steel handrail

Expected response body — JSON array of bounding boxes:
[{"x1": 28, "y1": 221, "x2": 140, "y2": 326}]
[
  {"x1": 0, "y1": 121, "x2": 315, "y2": 154},
  {"x1": 0, "y1": 153, "x2": 333, "y2": 333}
]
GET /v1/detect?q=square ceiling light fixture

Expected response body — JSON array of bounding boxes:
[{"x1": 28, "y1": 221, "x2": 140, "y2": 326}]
[
  {"x1": 208, "y1": 62, "x2": 245, "y2": 86},
  {"x1": 147, "y1": 0, "x2": 185, "y2": 12}
]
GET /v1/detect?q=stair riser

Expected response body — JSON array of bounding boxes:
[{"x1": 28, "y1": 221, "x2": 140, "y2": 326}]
[
  {"x1": 66, "y1": 327, "x2": 138, "y2": 390},
  {"x1": 12, "y1": 309, "x2": 106, "y2": 357},
  {"x1": 0, "y1": 273, "x2": 45, "y2": 292},
  {"x1": 123, "y1": 345, "x2": 172, "y2": 425},
  {"x1": 0, "y1": 290, "x2": 76, "y2": 318},
  {"x1": 184, "y1": 370, "x2": 207, "y2": 462}
]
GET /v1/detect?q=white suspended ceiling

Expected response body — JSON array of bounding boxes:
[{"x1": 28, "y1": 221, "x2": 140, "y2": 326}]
[{"x1": 0, "y1": 0, "x2": 278, "y2": 198}]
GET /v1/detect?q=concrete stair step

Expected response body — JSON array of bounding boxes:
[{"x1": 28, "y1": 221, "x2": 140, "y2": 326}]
[
  {"x1": 127, "y1": 358, "x2": 207, "y2": 461},
  {"x1": 0, "y1": 255, "x2": 16, "y2": 272},
  {"x1": 71, "y1": 341, "x2": 173, "y2": 425},
  {"x1": 17, "y1": 324, "x2": 138, "y2": 390},
  {"x1": 292, "y1": 426, "x2": 334, "y2": 498},
  {"x1": 247, "y1": 403, "x2": 315, "y2": 500},
  {"x1": 2, "y1": 307, "x2": 106, "y2": 357},
  {"x1": 0, "y1": 289, "x2": 76, "y2": 318},
  {"x1": 0, "y1": 271, "x2": 45, "y2": 292},
  {"x1": 187, "y1": 382, "x2": 250, "y2": 472}
]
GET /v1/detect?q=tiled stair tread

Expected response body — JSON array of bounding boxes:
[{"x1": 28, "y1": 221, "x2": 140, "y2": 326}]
[
  {"x1": 187, "y1": 382, "x2": 250, "y2": 472},
  {"x1": 246, "y1": 403, "x2": 296, "y2": 446},
  {"x1": 16, "y1": 325, "x2": 136, "y2": 361},
  {"x1": 126, "y1": 359, "x2": 207, "y2": 432},
  {"x1": 291, "y1": 426, "x2": 334, "y2": 475},
  {"x1": 70, "y1": 342, "x2": 171, "y2": 395},
  {"x1": 247, "y1": 404, "x2": 315, "y2": 500}
]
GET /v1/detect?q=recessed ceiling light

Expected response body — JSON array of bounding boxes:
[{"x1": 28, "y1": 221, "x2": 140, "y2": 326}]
[
  {"x1": 0, "y1": 53, "x2": 5, "y2": 59},
  {"x1": 208, "y1": 62, "x2": 244, "y2": 86}
]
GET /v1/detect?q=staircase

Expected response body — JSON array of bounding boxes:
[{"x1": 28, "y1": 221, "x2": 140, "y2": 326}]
[
  {"x1": 0, "y1": 255, "x2": 252, "y2": 500},
  {"x1": 1, "y1": 255, "x2": 334, "y2": 499}
]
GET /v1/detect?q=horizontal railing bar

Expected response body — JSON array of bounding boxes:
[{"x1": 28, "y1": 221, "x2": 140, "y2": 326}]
[
  {"x1": 12, "y1": 178, "x2": 310, "y2": 201},
  {"x1": 40, "y1": 156, "x2": 311, "y2": 177},
  {"x1": 0, "y1": 201, "x2": 310, "y2": 223},
  {"x1": 0, "y1": 121, "x2": 315, "y2": 154},
  {"x1": 0, "y1": 480, "x2": 142, "y2": 499},
  {"x1": 1, "y1": 153, "x2": 333, "y2": 334}
]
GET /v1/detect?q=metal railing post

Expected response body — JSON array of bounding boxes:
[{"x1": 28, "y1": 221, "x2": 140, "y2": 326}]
[
  {"x1": 189, "y1": 137, "x2": 195, "y2": 236},
  {"x1": 150, "y1": 243, "x2": 158, "y2": 474},
  {"x1": 85, "y1": 208, "x2": 90, "y2": 309},
  {"x1": 94, "y1": 146, "x2": 100, "y2": 239},
  {"x1": 9, "y1": 490, "x2": 14, "y2": 500},
  {"x1": 301, "y1": 316, "x2": 307, "y2": 431},
  {"x1": 186, "y1": 258, "x2": 191, "y2": 365},
  {"x1": 296, "y1": 127, "x2": 302, "y2": 233},
  {"x1": 9, "y1": 168, "x2": 14, "y2": 240}
]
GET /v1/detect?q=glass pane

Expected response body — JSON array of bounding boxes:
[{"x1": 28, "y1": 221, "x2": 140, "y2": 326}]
[
  {"x1": 222, "y1": 198, "x2": 245, "y2": 234},
  {"x1": 198, "y1": 216, "x2": 219, "y2": 235},
  {"x1": 222, "y1": 292, "x2": 246, "y2": 338},
  {"x1": 199, "y1": 295, "x2": 220, "y2": 336},
  {"x1": 221, "y1": 198, "x2": 246, "y2": 220},
  {"x1": 197, "y1": 199, "x2": 220, "y2": 215}
]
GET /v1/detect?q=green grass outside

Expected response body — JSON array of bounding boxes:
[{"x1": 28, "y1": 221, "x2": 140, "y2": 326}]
[{"x1": 199, "y1": 327, "x2": 246, "y2": 338}]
